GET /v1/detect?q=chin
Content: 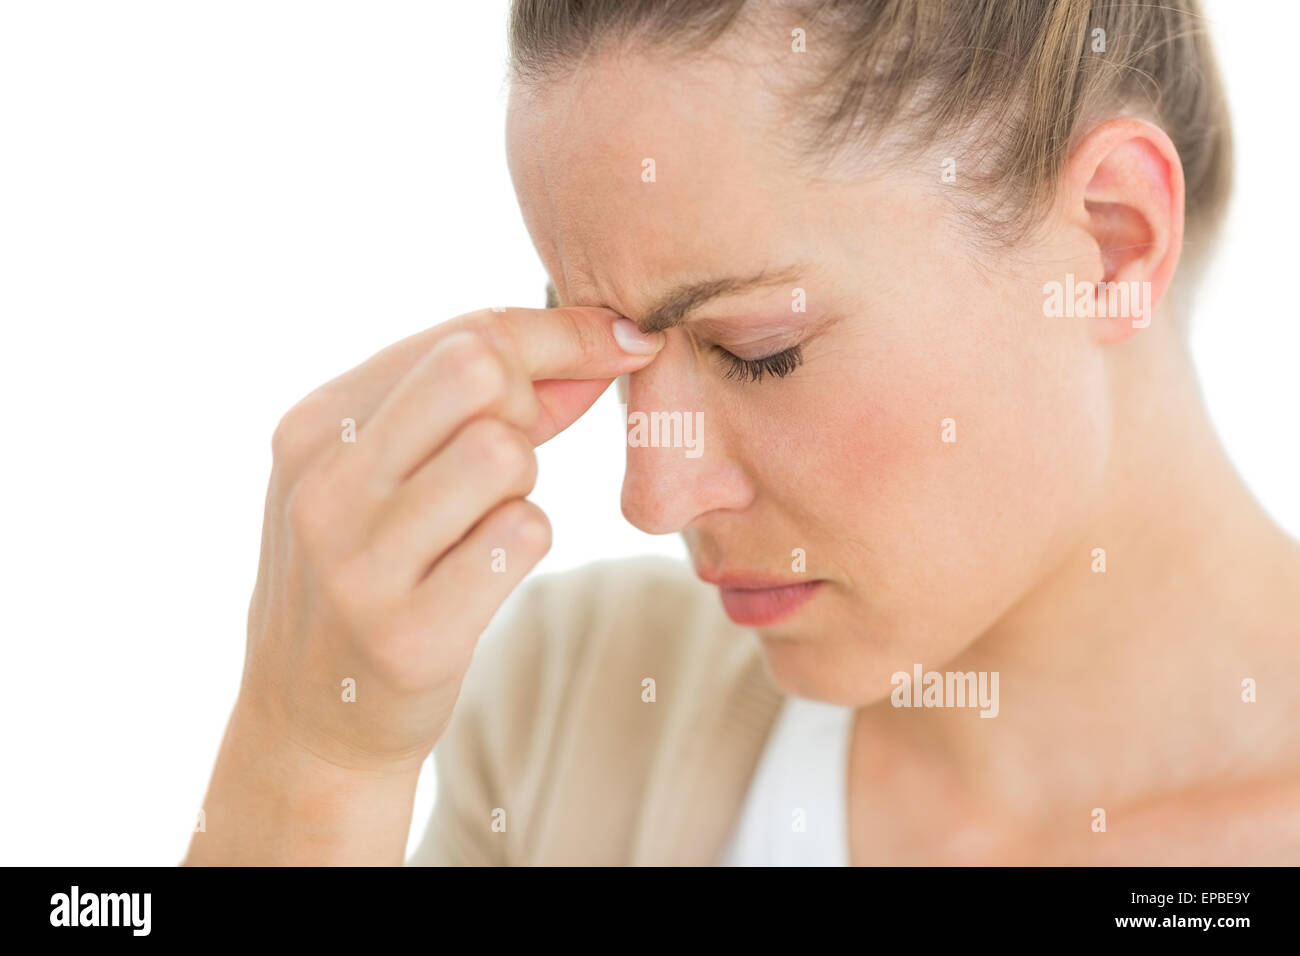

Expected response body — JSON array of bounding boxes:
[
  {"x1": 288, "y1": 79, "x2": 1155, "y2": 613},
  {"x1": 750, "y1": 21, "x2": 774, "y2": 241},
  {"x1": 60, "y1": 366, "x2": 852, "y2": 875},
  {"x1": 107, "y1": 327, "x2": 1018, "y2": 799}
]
[{"x1": 754, "y1": 634, "x2": 896, "y2": 708}]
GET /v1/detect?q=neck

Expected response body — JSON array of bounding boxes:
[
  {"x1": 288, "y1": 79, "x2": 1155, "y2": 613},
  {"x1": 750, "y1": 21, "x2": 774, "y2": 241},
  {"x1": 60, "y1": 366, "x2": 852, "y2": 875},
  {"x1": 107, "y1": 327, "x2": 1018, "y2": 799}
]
[{"x1": 902, "y1": 320, "x2": 1300, "y2": 818}]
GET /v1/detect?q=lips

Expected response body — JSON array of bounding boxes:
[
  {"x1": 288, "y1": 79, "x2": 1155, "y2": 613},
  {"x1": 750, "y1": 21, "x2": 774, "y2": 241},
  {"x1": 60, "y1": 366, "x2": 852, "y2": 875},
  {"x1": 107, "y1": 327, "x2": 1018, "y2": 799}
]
[{"x1": 695, "y1": 569, "x2": 823, "y2": 627}]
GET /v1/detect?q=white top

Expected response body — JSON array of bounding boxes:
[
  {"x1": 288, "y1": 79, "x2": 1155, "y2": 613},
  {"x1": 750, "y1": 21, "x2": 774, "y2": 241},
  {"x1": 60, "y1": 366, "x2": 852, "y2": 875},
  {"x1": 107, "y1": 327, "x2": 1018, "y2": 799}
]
[{"x1": 718, "y1": 695, "x2": 855, "y2": 866}]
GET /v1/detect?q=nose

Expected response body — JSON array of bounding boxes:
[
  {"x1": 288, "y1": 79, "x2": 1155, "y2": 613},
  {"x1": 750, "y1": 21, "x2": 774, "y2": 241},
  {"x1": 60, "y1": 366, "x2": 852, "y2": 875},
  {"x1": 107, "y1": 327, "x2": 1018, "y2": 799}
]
[{"x1": 618, "y1": 335, "x2": 755, "y2": 534}]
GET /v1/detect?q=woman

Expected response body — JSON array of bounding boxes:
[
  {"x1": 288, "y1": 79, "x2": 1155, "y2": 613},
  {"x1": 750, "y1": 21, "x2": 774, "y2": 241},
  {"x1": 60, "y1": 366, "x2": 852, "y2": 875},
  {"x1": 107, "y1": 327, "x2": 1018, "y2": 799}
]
[{"x1": 184, "y1": 0, "x2": 1300, "y2": 865}]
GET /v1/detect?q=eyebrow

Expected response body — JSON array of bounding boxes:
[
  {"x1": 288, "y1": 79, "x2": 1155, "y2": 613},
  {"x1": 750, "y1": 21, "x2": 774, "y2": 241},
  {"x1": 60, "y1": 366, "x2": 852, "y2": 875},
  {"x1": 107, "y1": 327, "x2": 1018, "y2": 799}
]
[{"x1": 544, "y1": 263, "x2": 807, "y2": 335}]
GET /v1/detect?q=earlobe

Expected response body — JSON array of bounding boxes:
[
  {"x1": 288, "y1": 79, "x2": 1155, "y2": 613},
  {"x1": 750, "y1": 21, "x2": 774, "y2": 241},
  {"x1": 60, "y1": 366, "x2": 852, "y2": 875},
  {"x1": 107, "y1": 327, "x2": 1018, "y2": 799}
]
[{"x1": 1065, "y1": 117, "x2": 1186, "y2": 342}]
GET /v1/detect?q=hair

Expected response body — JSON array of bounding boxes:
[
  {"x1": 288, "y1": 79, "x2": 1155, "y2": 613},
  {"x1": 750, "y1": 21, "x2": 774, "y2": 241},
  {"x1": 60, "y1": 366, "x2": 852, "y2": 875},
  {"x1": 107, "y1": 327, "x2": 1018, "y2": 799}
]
[{"x1": 508, "y1": 0, "x2": 1233, "y2": 270}]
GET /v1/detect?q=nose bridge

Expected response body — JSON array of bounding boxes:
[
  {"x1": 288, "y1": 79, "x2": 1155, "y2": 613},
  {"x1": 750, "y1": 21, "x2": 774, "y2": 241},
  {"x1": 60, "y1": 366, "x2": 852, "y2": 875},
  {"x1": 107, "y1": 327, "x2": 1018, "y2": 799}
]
[
  {"x1": 619, "y1": 338, "x2": 751, "y2": 534},
  {"x1": 625, "y1": 329, "x2": 706, "y2": 421}
]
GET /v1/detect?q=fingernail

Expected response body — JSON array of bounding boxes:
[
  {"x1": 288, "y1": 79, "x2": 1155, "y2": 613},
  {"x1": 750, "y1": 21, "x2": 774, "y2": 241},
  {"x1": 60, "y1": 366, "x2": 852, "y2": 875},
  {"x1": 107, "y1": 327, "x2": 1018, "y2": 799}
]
[{"x1": 612, "y1": 318, "x2": 665, "y2": 355}]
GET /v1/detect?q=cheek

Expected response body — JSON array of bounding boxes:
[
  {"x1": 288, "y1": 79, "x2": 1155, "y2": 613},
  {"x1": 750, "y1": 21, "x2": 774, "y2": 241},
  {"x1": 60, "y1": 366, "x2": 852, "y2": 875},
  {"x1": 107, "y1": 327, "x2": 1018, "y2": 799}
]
[{"x1": 770, "y1": 301, "x2": 1109, "y2": 630}]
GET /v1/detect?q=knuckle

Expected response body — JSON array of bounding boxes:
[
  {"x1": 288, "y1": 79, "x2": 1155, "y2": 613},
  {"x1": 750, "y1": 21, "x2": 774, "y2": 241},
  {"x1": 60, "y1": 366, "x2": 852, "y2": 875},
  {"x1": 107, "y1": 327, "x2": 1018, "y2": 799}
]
[
  {"x1": 466, "y1": 309, "x2": 517, "y2": 354},
  {"x1": 559, "y1": 309, "x2": 601, "y2": 363},
  {"x1": 504, "y1": 499, "x2": 552, "y2": 556},
  {"x1": 491, "y1": 423, "x2": 536, "y2": 487},
  {"x1": 515, "y1": 440, "x2": 539, "y2": 492},
  {"x1": 449, "y1": 338, "x2": 509, "y2": 405},
  {"x1": 270, "y1": 414, "x2": 294, "y2": 461},
  {"x1": 271, "y1": 389, "x2": 333, "y2": 475},
  {"x1": 452, "y1": 308, "x2": 497, "y2": 333},
  {"x1": 439, "y1": 327, "x2": 492, "y2": 366},
  {"x1": 271, "y1": 402, "x2": 309, "y2": 465},
  {"x1": 443, "y1": 315, "x2": 538, "y2": 430},
  {"x1": 465, "y1": 418, "x2": 528, "y2": 475}
]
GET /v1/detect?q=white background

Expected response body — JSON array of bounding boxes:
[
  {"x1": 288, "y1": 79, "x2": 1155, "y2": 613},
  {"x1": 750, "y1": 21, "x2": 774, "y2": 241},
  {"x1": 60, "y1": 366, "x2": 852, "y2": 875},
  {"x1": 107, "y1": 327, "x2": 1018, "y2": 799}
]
[{"x1": 0, "y1": 0, "x2": 1294, "y2": 865}]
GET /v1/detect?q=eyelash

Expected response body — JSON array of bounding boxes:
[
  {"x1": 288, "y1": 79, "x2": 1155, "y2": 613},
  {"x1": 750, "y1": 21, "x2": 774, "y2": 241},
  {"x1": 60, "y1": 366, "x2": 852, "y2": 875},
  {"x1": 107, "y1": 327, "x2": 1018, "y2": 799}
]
[{"x1": 712, "y1": 344, "x2": 804, "y2": 383}]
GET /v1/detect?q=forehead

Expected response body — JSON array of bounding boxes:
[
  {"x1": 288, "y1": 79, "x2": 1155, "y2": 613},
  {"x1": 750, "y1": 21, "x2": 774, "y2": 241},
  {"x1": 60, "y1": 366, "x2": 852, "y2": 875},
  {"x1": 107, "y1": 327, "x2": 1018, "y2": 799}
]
[{"x1": 505, "y1": 47, "x2": 823, "y2": 310}]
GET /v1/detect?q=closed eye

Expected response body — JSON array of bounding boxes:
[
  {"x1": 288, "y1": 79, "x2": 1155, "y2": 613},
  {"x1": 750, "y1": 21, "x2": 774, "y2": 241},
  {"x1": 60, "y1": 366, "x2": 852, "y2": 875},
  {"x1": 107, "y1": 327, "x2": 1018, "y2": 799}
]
[{"x1": 712, "y1": 344, "x2": 803, "y2": 383}]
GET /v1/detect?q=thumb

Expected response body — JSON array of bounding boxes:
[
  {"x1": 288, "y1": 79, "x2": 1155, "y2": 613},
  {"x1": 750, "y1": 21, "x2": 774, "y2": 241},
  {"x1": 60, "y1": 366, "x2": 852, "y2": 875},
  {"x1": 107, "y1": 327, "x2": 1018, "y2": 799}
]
[{"x1": 528, "y1": 377, "x2": 616, "y2": 446}]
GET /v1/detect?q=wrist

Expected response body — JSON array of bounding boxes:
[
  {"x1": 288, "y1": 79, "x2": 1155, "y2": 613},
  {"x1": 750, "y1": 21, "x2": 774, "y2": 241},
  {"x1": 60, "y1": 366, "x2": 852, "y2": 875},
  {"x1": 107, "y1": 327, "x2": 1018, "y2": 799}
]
[{"x1": 184, "y1": 696, "x2": 423, "y2": 865}]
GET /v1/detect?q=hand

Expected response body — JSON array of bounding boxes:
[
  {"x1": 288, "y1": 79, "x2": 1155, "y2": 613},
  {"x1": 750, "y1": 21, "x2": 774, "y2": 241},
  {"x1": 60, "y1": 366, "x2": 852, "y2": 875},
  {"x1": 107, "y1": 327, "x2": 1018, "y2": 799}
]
[{"x1": 238, "y1": 306, "x2": 664, "y2": 772}]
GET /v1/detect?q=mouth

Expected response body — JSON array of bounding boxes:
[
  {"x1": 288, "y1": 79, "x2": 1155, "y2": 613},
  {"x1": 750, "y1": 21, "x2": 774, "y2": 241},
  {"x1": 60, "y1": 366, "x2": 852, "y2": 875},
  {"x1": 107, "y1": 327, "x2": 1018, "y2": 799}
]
[{"x1": 695, "y1": 569, "x2": 824, "y2": 627}]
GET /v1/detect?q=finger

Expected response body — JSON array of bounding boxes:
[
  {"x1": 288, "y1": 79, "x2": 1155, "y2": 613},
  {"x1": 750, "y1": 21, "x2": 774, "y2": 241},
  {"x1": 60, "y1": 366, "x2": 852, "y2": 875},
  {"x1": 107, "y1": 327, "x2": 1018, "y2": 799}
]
[
  {"x1": 368, "y1": 418, "x2": 538, "y2": 588},
  {"x1": 329, "y1": 305, "x2": 658, "y2": 422},
  {"x1": 482, "y1": 306, "x2": 665, "y2": 381},
  {"x1": 317, "y1": 307, "x2": 659, "y2": 465},
  {"x1": 358, "y1": 329, "x2": 538, "y2": 483},
  {"x1": 406, "y1": 497, "x2": 552, "y2": 661},
  {"x1": 528, "y1": 377, "x2": 616, "y2": 446}
]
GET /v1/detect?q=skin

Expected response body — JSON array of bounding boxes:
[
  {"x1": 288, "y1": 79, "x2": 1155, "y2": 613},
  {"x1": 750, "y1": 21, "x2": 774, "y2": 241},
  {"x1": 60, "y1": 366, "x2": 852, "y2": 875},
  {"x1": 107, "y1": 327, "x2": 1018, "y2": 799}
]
[
  {"x1": 184, "y1": 307, "x2": 665, "y2": 864},
  {"x1": 505, "y1": 40, "x2": 1300, "y2": 864}
]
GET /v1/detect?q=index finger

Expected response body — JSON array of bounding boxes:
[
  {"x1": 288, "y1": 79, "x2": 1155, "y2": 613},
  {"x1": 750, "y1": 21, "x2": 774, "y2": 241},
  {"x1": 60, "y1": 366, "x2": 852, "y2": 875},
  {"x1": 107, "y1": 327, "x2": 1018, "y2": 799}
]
[
  {"x1": 462, "y1": 306, "x2": 666, "y2": 381},
  {"x1": 308, "y1": 305, "x2": 663, "y2": 439}
]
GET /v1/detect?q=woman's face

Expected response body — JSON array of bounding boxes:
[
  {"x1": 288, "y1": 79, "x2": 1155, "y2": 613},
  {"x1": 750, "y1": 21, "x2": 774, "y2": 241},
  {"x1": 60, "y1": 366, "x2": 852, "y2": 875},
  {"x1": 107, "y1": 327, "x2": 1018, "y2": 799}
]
[{"x1": 506, "y1": 47, "x2": 1112, "y2": 705}]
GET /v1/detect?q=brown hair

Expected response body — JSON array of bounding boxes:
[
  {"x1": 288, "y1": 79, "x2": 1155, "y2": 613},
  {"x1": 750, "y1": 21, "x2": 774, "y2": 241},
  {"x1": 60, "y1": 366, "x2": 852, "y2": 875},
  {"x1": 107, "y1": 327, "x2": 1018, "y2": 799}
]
[{"x1": 508, "y1": 0, "x2": 1232, "y2": 264}]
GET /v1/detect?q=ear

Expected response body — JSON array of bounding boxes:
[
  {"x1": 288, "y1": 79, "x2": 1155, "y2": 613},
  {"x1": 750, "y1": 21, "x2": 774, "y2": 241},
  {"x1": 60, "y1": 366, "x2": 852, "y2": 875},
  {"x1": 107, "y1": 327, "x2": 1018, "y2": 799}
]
[{"x1": 1060, "y1": 117, "x2": 1185, "y2": 342}]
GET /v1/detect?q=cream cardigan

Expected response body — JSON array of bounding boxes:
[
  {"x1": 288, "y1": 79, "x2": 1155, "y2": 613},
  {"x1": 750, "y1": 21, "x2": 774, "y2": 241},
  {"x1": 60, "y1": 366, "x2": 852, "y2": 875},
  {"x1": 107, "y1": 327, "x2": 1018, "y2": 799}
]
[{"x1": 407, "y1": 555, "x2": 788, "y2": 865}]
